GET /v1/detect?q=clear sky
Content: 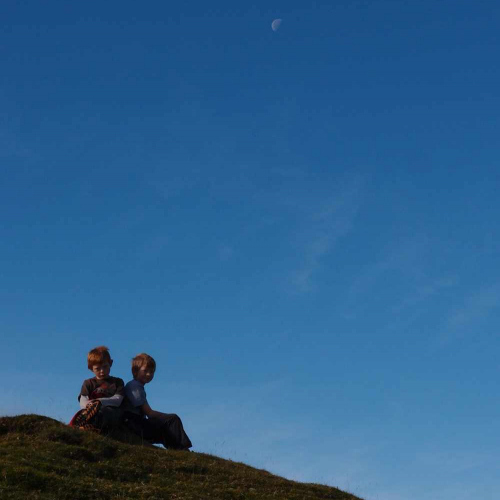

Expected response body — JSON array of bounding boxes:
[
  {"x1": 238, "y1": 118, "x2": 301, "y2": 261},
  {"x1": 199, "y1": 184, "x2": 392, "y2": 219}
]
[{"x1": 1, "y1": 1, "x2": 499, "y2": 499}]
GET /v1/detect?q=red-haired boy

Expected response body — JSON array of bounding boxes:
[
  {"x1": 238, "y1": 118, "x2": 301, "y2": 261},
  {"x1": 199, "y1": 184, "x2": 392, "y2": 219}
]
[
  {"x1": 123, "y1": 353, "x2": 192, "y2": 450},
  {"x1": 75, "y1": 346, "x2": 125, "y2": 431}
]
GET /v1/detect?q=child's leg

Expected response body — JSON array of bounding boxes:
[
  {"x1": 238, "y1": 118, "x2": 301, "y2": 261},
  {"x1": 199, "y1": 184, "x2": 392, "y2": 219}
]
[
  {"x1": 148, "y1": 413, "x2": 192, "y2": 450},
  {"x1": 99, "y1": 406, "x2": 123, "y2": 431},
  {"x1": 69, "y1": 400, "x2": 102, "y2": 431},
  {"x1": 123, "y1": 413, "x2": 157, "y2": 445}
]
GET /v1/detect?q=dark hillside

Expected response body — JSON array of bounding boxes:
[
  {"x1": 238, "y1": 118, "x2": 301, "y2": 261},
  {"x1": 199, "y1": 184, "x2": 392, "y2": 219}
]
[{"x1": 0, "y1": 415, "x2": 363, "y2": 500}]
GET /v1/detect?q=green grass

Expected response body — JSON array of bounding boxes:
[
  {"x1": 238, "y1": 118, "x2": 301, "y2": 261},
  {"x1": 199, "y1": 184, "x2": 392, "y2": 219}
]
[{"x1": 0, "y1": 414, "x2": 363, "y2": 500}]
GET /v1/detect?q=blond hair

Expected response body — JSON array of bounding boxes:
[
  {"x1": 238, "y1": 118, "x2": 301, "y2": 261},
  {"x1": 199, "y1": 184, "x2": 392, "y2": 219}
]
[{"x1": 131, "y1": 353, "x2": 156, "y2": 379}]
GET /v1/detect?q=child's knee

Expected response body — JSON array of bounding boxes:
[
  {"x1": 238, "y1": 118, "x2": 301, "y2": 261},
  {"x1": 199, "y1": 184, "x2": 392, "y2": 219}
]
[{"x1": 101, "y1": 406, "x2": 123, "y2": 426}]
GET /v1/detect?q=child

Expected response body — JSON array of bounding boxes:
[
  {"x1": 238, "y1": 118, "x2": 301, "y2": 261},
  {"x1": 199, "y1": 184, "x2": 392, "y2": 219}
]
[
  {"x1": 72, "y1": 346, "x2": 125, "y2": 431},
  {"x1": 123, "y1": 353, "x2": 192, "y2": 450}
]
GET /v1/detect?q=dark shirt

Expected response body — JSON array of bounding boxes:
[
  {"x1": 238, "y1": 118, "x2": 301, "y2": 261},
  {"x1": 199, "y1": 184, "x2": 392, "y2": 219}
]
[{"x1": 78, "y1": 376, "x2": 125, "y2": 401}]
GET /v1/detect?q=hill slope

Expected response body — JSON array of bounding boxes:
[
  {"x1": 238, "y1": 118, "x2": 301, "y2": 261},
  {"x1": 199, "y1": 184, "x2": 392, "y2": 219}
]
[{"x1": 0, "y1": 415, "x2": 363, "y2": 500}]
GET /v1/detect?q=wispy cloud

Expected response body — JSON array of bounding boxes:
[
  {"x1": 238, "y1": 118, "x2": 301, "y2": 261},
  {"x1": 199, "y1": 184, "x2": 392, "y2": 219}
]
[
  {"x1": 290, "y1": 175, "x2": 364, "y2": 293},
  {"x1": 391, "y1": 276, "x2": 459, "y2": 314},
  {"x1": 381, "y1": 275, "x2": 459, "y2": 334},
  {"x1": 217, "y1": 244, "x2": 234, "y2": 261},
  {"x1": 415, "y1": 448, "x2": 492, "y2": 475},
  {"x1": 342, "y1": 232, "x2": 461, "y2": 332},
  {"x1": 346, "y1": 233, "x2": 430, "y2": 302},
  {"x1": 439, "y1": 282, "x2": 500, "y2": 344}
]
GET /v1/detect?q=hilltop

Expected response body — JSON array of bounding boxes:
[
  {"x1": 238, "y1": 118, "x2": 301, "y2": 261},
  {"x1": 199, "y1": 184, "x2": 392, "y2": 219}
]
[{"x1": 0, "y1": 414, "x2": 363, "y2": 500}]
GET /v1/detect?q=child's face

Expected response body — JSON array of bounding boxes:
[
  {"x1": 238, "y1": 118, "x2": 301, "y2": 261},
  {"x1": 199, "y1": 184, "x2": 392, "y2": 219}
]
[
  {"x1": 136, "y1": 365, "x2": 155, "y2": 385},
  {"x1": 91, "y1": 360, "x2": 112, "y2": 380}
]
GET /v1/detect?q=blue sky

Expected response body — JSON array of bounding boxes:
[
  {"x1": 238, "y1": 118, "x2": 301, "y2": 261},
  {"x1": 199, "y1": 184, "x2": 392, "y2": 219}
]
[{"x1": 1, "y1": 0, "x2": 500, "y2": 498}]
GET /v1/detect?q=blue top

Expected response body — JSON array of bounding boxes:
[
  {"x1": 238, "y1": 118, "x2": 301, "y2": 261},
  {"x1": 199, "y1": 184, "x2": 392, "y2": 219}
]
[{"x1": 124, "y1": 379, "x2": 147, "y2": 415}]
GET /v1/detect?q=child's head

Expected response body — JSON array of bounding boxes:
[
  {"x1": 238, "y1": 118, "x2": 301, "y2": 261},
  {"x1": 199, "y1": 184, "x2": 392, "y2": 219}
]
[
  {"x1": 87, "y1": 345, "x2": 113, "y2": 380},
  {"x1": 131, "y1": 353, "x2": 156, "y2": 385}
]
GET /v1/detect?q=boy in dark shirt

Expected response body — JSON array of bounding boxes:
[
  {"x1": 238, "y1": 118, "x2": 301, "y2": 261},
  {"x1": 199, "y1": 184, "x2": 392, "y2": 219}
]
[
  {"x1": 73, "y1": 345, "x2": 124, "y2": 431},
  {"x1": 123, "y1": 353, "x2": 192, "y2": 450}
]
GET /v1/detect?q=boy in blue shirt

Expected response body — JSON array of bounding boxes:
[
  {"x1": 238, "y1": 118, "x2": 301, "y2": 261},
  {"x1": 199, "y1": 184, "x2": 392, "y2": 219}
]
[{"x1": 123, "y1": 353, "x2": 192, "y2": 450}]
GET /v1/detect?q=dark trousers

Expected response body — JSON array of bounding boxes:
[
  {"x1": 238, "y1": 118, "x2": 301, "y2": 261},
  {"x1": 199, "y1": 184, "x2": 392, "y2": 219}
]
[
  {"x1": 125, "y1": 411, "x2": 192, "y2": 450},
  {"x1": 97, "y1": 406, "x2": 123, "y2": 431}
]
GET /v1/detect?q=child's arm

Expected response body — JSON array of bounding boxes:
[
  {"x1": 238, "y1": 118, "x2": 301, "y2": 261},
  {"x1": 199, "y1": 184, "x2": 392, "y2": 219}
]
[
  {"x1": 140, "y1": 401, "x2": 168, "y2": 420},
  {"x1": 78, "y1": 380, "x2": 91, "y2": 409},
  {"x1": 79, "y1": 393, "x2": 122, "y2": 408},
  {"x1": 79, "y1": 395, "x2": 90, "y2": 409},
  {"x1": 97, "y1": 394, "x2": 124, "y2": 407}
]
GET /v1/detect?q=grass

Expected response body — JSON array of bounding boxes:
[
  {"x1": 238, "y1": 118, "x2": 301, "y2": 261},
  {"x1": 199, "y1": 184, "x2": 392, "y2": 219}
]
[{"x1": 0, "y1": 414, "x2": 363, "y2": 500}]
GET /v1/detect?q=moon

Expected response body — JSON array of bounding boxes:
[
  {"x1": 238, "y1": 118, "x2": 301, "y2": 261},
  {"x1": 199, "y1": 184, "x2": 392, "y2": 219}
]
[{"x1": 271, "y1": 19, "x2": 282, "y2": 32}]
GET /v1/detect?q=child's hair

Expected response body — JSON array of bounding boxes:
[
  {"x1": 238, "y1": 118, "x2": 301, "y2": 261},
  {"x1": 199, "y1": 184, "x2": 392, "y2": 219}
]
[
  {"x1": 131, "y1": 353, "x2": 156, "y2": 378},
  {"x1": 87, "y1": 346, "x2": 112, "y2": 369}
]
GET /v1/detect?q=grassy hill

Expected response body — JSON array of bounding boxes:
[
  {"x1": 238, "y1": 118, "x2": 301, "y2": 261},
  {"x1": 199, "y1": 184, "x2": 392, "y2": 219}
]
[{"x1": 0, "y1": 415, "x2": 363, "y2": 500}]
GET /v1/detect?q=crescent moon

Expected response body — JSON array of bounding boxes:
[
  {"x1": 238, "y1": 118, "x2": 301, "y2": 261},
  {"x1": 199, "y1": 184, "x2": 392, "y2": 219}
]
[{"x1": 271, "y1": 19, "x2": 282, "y2": 32}]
